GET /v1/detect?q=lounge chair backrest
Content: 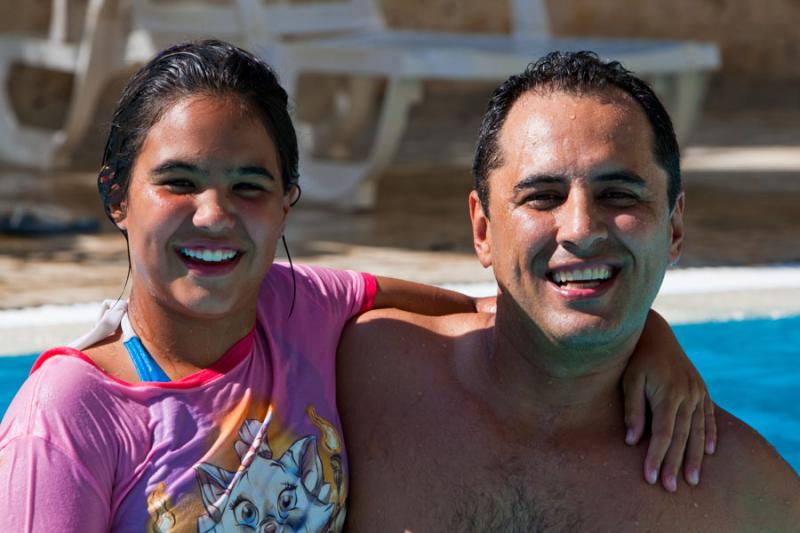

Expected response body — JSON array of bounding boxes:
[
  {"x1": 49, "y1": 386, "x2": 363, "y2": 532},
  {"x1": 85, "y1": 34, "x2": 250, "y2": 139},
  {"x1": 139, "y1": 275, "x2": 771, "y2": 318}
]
[
  {"x1": 511, "y1": 0, "x2": 552, "y2": 37},
  {"x1": 236, "y1": 0, "x2": 383, "y2": 40},
  {"x1": 129, "y1": 0, "x2": 244, "y2": 44},
  {"x1": 236, "y1": 0, "x2": 551, "y2": 39}
]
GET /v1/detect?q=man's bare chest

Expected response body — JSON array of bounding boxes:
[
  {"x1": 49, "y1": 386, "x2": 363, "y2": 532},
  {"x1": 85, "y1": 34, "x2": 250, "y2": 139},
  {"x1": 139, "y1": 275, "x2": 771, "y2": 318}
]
[{"x1": 349, "y1": 423, "x2": 727, "y2": 533}]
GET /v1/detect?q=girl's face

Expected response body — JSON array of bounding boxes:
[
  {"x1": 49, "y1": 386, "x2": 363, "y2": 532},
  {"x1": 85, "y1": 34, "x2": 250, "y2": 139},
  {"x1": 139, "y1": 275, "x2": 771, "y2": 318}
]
[{"x1": 114, "y1": 94, "x2": 292, "y2": 319}]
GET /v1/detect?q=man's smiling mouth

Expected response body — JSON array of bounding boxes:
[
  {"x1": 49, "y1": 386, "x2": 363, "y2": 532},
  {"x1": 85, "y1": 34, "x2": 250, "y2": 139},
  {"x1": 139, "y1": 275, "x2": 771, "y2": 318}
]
[{"x1": 547, "y1": 264, "x2": 619, "y2": 290}]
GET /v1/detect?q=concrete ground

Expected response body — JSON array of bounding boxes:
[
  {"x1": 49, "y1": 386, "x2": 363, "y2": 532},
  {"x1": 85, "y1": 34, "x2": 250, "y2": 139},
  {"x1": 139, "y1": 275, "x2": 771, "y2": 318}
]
[{"x1": 1, "y1": 80, "x2": 799, "y2": 354}]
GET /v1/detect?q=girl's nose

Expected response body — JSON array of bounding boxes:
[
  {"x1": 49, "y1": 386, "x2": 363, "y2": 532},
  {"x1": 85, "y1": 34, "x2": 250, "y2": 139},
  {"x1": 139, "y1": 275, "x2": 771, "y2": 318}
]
[{"x1": 193, "y1": 189, "x2": 235, "y2": 232}]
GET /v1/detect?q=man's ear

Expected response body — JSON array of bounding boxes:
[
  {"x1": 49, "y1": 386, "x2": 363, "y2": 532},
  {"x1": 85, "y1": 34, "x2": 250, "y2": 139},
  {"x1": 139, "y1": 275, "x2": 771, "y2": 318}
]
[
  {"x1": 668, "y1": 191, "x2": 685, "y2": 264},
  {"x1": 469, "y1": 190, "x2": 492, "y2": 268},
  {"x1": 109, "y1": 200, "x2": 128, "y2": 232}
]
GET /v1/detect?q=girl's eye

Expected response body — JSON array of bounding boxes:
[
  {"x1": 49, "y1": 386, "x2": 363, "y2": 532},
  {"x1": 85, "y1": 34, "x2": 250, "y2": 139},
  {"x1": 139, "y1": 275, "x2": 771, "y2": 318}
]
[
  {"x1": 233, "y1": 182, "x2": 267, "y2": 194},
  {"x1": 161, "y1": 179, "x2": 195, "y2": 191}
]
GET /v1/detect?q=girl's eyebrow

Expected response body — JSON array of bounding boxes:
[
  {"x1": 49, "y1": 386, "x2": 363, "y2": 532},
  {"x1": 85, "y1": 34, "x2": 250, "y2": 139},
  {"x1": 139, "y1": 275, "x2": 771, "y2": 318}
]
[
  {"x1": 152, "y1": 160, "x2": 207, "y2": 176},
  {"x1": 226, "y1": 166, "x2": 276, "y2": 181},
  {"x1": 151, "y1": 161, "x2": 276, "y2": 182}
]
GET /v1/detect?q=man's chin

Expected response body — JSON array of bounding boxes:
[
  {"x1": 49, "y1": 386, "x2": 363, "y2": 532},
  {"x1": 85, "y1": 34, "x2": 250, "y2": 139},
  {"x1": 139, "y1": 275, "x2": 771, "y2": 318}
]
[{"x1": 542, "y1": 314, "x2": 625, "y2": 348}]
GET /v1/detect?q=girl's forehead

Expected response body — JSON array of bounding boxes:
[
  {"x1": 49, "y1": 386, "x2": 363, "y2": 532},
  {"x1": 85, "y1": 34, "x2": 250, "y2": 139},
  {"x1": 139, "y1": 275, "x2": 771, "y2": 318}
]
[
  {"x1": 157, "y1": 94, "x2": 263, "y2": 131},
  {"x1": 132, "y1": 94, "x2": 280, "y2": 179}
]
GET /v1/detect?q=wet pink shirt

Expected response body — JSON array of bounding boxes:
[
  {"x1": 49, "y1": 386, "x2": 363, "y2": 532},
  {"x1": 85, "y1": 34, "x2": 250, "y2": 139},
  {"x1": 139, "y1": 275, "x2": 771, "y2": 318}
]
[{"x1": 0, "y1": 263, "x2": 376, "y2": 532}]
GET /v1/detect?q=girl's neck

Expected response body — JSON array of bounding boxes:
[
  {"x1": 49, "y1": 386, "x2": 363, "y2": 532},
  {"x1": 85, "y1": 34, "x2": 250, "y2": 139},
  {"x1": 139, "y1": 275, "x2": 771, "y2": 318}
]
[{"x1": 126, "y1": 289, "x2": 257, "y2": 371}]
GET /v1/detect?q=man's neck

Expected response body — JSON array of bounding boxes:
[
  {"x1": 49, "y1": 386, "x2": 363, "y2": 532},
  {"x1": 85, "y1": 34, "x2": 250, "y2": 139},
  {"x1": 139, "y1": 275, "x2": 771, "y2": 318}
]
[{"x1": 467, "y1": 303, "x2": 642, "y2": 435}]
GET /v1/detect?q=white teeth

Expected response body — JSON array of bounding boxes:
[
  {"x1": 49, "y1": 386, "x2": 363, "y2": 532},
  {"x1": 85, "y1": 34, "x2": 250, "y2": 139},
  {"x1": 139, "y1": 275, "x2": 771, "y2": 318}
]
[
  {"x1": 553, "y1": 266, "x2": 612, "y2": 284},
  {"x1": 179, "y1": 247, "x2": 238, "y2": 263}
]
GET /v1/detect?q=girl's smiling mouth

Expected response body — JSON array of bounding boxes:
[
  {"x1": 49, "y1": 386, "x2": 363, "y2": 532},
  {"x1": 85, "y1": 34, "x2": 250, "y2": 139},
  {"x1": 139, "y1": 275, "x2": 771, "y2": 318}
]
[{"x1": 176, "y1": 246, "x2": 243, "y2": 275}]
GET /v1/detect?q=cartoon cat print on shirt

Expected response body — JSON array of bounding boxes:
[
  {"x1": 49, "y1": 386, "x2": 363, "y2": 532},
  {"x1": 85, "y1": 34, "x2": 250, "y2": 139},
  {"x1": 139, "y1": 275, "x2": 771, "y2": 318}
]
[{"x1": 195, "y1": 409, "x2": 341, "y2": 532}]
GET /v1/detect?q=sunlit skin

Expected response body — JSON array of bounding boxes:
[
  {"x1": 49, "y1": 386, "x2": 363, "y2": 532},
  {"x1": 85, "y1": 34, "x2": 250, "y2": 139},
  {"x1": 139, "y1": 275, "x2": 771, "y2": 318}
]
[
  {"x1": 470, "y1": 88, "x2": 685, "y2": 375},
  {"x1": 109, "y1": 94, "x2": 294, "y2": 372}
]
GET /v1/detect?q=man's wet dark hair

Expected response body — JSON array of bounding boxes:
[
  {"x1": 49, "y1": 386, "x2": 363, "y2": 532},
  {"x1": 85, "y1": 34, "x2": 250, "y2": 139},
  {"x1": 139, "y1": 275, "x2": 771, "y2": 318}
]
[
  {"x1": 98, "y1": 39, "x2": 299, "y2": 226},
  {"x1": 472, "y1": 51, "x2": 681, "y2": 215}
]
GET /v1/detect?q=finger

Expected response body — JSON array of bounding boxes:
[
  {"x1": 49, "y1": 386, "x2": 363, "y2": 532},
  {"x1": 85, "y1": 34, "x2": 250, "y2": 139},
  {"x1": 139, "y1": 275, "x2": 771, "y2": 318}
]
[
  {"x1": 643, "y1": 397, "x2": 680, "y2": 486},
  {"x1": 659, "y1": 402, "x2": 693, "y2": 492},
  {"x1": 622, "y1": 373, "x2": 647, "y2": 445},
  {"x1": 704, "y1": 395, "x2": 717, "y2": 455},
  {"x1": 683, "y1": 403, "x2": 706, "y2": 486}
]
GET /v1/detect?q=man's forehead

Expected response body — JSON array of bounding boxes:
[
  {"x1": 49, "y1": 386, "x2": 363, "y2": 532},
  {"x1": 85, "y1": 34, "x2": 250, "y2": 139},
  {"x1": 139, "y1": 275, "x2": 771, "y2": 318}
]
[
  {"x1": 502, "y1": 88, "x2": 644, "y2": 143},
  {"x1": 496, "y1": 88, "x2": 658, "y2": 179}
]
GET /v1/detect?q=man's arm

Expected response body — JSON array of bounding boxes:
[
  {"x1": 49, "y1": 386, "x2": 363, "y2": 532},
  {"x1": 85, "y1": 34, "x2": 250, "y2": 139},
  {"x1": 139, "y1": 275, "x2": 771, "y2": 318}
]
[{"x1": 705, "y1": 408, "x2": 800, "y2": 529}]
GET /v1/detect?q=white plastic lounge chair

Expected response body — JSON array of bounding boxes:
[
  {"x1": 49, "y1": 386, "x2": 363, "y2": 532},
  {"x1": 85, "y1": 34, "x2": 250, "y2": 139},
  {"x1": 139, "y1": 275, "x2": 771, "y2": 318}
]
[
  {"x1": 0, "y1": 0, "x2": 83, "y2": 167},
  {"x1": 236, "y1": 0, "x2": 720, "y2": 207},
  {"x1": 0, "y1": 0, "x2": 719, "y2": 210},
  {"x1": 0, "y1": 0, "x2": 245, "y2": 168}
]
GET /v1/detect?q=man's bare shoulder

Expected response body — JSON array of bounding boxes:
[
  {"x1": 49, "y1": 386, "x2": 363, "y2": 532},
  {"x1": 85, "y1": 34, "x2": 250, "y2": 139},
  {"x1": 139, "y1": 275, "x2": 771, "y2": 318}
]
[
  {"x1": 706, "y1": 407, "x2": 800, "y2": 525},
  {"x1": 352, "y1": 307, "x2": 493, "y2": 329},
  {"x1": 340, "y1": 308, "x2": 493, "y2": 358},
  {"x1": 337, "y1": 309, "x2": 492, "y2": 406}
]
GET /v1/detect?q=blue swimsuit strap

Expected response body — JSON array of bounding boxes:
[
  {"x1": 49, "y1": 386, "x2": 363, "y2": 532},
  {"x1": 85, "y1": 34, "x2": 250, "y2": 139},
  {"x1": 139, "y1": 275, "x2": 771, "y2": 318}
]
[{"x1": 120, "y1": 313, "x2": 171, "y2": 383}]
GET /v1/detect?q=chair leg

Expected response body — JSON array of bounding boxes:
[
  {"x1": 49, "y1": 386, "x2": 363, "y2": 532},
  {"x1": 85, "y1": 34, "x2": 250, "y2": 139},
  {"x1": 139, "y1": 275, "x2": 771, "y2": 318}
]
[
  {"x1": 285, "y1": 68, "x2": 423, "y2": 209},
  {"x1": 0, "y1": 48, "x2": 60, "y2": 167},
  {"x1": 671, "y1": 71, "x2": 709, "y2": 145},
  {"x1": 53, "y1": 0, "x2": 127, "y2": 166},
  {"x1": 327, "y1": 77, "x2": 381, "y2": 159},
  {"x1": 649, "y1": 71, "x2": 709, "y2": 146},
  {"x1": 352, "y1": 76, "x2": 423, "y2": 207}
]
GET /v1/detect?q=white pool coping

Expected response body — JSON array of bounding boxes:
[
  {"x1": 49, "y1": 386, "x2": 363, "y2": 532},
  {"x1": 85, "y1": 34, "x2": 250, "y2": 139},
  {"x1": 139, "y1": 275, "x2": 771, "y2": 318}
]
[
  {"x1": 1, "y1": 265, "x2": 799, "y2": 356},
  {"x1": 442, "y1": 264, "x2": 800, "y2": 296}
]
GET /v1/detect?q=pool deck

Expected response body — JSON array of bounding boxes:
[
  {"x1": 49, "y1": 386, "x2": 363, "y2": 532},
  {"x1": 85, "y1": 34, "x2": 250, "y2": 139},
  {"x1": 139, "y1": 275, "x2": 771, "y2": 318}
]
[{"x1": 1, "y1": 82, "x2": 799, "y2": 354}]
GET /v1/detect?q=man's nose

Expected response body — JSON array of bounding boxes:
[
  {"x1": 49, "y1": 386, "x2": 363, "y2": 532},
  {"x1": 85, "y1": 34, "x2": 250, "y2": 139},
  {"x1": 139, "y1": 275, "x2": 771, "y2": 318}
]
[
  {"x1": 556, "y1": 191, "x2": 608, "y2": 253},
  {"x1": 193, "y1": 189, "x2": 236, "y2": 232}
]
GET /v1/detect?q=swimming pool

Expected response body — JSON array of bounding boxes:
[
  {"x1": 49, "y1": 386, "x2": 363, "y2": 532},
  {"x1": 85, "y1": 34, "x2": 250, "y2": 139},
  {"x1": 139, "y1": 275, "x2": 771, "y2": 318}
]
[
  {"x1": 673, "y1": 315, "x2": 800, "y2": 472},
  {"x1": 1, "y1": 315, "x2": 798, "y2": 473}
]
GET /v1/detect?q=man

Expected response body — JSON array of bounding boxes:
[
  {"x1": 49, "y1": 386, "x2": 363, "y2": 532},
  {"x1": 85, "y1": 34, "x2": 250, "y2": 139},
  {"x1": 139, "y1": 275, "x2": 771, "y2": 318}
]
[{"x1": 337, "y1": 52, "x2": 799, "y2": 531}]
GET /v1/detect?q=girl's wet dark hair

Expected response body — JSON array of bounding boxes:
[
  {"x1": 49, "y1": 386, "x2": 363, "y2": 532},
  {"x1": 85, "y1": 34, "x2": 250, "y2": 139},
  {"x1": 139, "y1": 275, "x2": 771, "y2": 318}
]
[{"x1": 98, "y1": 39, "x2": 299, "y2": 226}]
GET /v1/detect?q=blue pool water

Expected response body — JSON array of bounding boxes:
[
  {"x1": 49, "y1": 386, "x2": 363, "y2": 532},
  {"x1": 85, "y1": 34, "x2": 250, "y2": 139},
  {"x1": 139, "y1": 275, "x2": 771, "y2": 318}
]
[
  {"x1": 1, "y1": 316, "x2": 798, "y2": 472},
  {"x1": 672, "y1": 315, "x2": 800, "y2": 472}
]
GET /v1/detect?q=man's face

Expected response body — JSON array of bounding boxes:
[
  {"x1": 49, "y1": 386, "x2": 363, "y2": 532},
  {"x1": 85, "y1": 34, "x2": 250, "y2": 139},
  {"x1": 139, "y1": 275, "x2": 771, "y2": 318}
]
[{"x1": 470, "y1": 88, "x2": 684, "y2": 349}]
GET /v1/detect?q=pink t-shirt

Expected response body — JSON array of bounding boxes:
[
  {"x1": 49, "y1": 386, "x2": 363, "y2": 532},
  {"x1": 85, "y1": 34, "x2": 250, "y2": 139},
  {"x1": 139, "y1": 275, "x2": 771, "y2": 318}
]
[{"x1": 0, "y1": 263, "x2": 376, "y2": 532}]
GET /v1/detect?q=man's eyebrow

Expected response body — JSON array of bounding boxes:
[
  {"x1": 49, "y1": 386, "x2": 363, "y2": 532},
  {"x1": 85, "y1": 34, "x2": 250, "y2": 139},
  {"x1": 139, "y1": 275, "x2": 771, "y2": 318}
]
[
  {"x1": 513, "y1": 174, "x2": 566, "y2": 192},
  {"x1": 226, "y1": 166, "x2": 277, "y2": 181},
  {"x1": 152, "y1": 161, "x2": 207, "y2": 176},
  {"x1": 592, "y1": 170, "x2": 647, "y2": 187}
]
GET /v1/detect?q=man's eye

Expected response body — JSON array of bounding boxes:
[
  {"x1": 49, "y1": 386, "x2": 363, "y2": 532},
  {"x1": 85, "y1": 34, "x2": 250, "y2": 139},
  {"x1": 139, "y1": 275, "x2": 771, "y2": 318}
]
[
  {"x1": 525, "y1": 193, "x2": 564, "y2": 207},
  {"x1": 600, "y1": 190, "x2": 638, "y2": 206}
]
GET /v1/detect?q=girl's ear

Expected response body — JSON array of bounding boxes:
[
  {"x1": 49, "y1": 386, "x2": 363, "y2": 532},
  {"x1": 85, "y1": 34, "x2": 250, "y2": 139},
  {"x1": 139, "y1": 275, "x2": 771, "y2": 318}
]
[
  {"x1": 285, "y1": 185, "x2": 301, "y2": 211},
  {"x1": 109, "y1": 200, "x2": 128, "y2": 231}
]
